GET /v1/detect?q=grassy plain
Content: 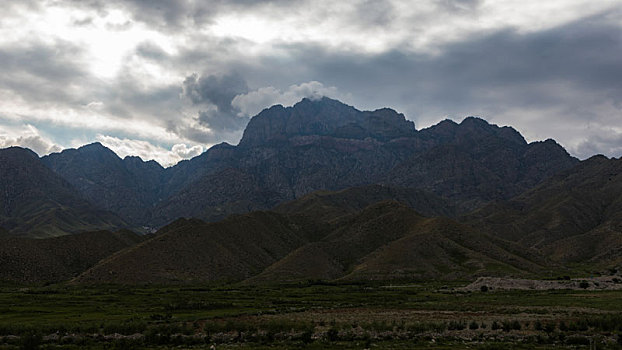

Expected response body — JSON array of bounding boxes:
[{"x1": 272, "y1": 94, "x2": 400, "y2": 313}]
[{"x1": 1, "y1": 281, "x2": 622, "y2": 349}]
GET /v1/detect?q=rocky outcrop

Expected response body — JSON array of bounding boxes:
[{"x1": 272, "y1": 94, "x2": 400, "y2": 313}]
[
  {"x1": 238, "y1": 97, "x2": 415, "y2": 147},
  {"x1": 34, "y1": 97, "x2": 579, "y2": 229}
]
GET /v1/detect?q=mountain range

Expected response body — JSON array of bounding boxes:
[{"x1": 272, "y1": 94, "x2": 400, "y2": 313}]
[{"x1": 1, "y1": 97, "x2": 620, "y2": 284}]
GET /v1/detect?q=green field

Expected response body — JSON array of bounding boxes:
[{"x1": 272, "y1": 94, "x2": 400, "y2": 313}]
[{"x1": 1, "y1": 281, "x2": 622, "y2": 349}]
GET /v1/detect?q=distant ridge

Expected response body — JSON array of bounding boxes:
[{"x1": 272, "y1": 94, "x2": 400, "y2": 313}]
[
  {"x1": 42, "y1": 142, "x2": 165, "y2": 225},
  {"x1": 4, "y1": 97, "x2": 578, "y2": 237},
  {"x1": 0, "y1": 147, "x2": 127, "y2": 237}
]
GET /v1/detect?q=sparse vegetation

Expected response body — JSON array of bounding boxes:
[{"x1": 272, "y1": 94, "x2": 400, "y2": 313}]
[{"x1": 1, "y1": 282, "x2": 621, "y2": 348}]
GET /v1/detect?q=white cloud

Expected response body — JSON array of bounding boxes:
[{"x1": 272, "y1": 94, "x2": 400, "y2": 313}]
[
  {"x1": 0, "y1": 86, "x2": 185, "y2": 144},
  {"x1": 232, "y1": 81, "x2": 350, "y2": 117},
  {"x1": 171, "y1": 143, "x2": 204, "y2": 159},
  {"x1": 96, "y1": 135, "x2": 205, "y2": 167},
  {"x1": 0, "y1": 124, "x2": 62, "y2": 155}
]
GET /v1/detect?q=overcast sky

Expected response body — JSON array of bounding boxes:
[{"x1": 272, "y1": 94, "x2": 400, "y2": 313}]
[{"x1": 0, "y1": 0, "x2": 621, "y2": 166}]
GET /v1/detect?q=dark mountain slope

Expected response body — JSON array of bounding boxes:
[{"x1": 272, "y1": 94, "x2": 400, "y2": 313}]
[
  {"x1": 149, "y1": 168, "x2": 286, "y2": 225},
  {"x1": 468, "y1": 155, "x2": 622, "y2": 267},
  {"x1": 0, "y1": 147, "x2": 127, "y2": 237},
  {"x1": 151, "y1": 99, "x2": 420, "y2": 223},
  {"x1": 238, "y1": 97, "x2": 415, "y2": 147},
  {"x1": 73, "y1": 187, "x2": 549, "y2": 285},
  {"x1": 74, "y1": 211, "x2": 312, "y2": 284},
  {"x1": 343, "y1": 216, "x2": 546, "y2": 281},
  {"x1": 155, "y1": 99, "x2": 577, "y2": 222},
  {"x1": 0, "y1": 230, "x2": 144, "y2": 284},
  {"x1": 273, "y1": 184, "x2": 455, "y2": 222},
  {"x1": 385, "y1": 119, "x2": 578, "y2": 212},
  {"x1": 42, "y1": 143, "x2": 165, "y2": 224},
  {"x1": 162, "y1": 142, "x2": 239, "y2": 197},
  {"x1": 33, "y1": 98, "x2": 578, "y2": 231},
  {"x1": 248, "y1": 202, "x2": 545, "y2": 284}
]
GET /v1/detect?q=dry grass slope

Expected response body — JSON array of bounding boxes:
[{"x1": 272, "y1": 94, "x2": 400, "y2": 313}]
[
  {"x1": 74, "y1": 212, "x2": 311, "y2": 284},
  {"x1": 0, "y1": 230, "x2": 145, "y2": 284}
]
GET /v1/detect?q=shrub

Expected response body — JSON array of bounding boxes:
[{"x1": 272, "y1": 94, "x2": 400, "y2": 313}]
[
  {"x1": 480, "y1": 285, "x2": 489, "y2": 292},
  {"x1": 566, "y1": 335, "x2": 590, "y2": 345},
  {"x1": 559, "y1": 321, "x2": 568, "y2": 331},
  {"x1": 544, "y1": 323, "x2": 556, "y2": 333},
  {"x1": 448, "y1": 321, "x2": 465, "y2": 331},
  {"x1": 534, "y1": 320, "x2": 543, "y2": 331},
  {"x1": 469, "y1": 321, "x2": 479, "y2": 330},
  {"x1": 102, "y1": 320, "x2": 147, "y2": 335},
  {"x1": 577, "y1": 320, "x2": 589, "y2": 332},
  {"x1": 20, "y1": 331, "x2": 42, "y2": 350},
  {"x1": 585, "y1": 313, "x2": 622, "y2": 331},
  {"x1": 300, "y1": 327, "x2": 313, "y2": 344},
  {"x1": 326, "y1": 327, "x2": 339, "y2": 342},
  {"x1": 579, "y1": 281, "x2": 590, "y2": 289}
]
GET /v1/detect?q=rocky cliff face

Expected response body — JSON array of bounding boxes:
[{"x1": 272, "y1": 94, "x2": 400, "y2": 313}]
[
  {"x1": 238, "y1": 97, "x2": 415, "y2": 147},
  {"x1": 152, "y1": 98, "x2": 577, "y2": 223},
  {"x1": 0, "y1": 147, "x2": 126, "y2": 237},
  {"x1": 33, "y1": 97, "x2": 579, "y2": 230},
  {"x1": 385, "y1": 119, "x2": 578, "y2": 211},
  {"x1": 42, "y1": 142, "x2": 165, "y2": 224}
]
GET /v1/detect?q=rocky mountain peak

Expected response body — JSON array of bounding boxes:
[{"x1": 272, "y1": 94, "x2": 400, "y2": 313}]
[
  {"x1": 0, "y1": 146, "x2": 39, "y2": 161},
  {"x1": 77, "y1": 142, "x2": 120, "y2": 160},
  {"x1": 238, "y1": 97, "x2": 416, "y2": 147},
  {"x1": 123, "y1": 156, "x2": 164, "y2": 171},
  {"x1": 419, "y1": 116, "x2": 526, "y2": 146},
  {"x1": 459, "y1": 117, "x2": 525, "y2": 144}
]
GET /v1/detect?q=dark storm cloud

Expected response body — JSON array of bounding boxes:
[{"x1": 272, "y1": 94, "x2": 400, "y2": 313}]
[
  {"x1": 293, "y1": 16, "x2": 622, "y2": 106},
  {"x1": 219, "y1": 12, "x2": 621, "y2": 143},
  {"x1": 181, "y1": 72, "x2": 250, "y2": 132},
  {"x1": 0, "y1": 40, "x2": 91, "y2": 104},
  {"x1": 197, "y1": 110, "x2": 248, "y2": 133},
  {"x1": 165, "y1": 121, "x2": 210, "y2": 144},
  {"x1": 181, "y1": 72, "x2": 248, "y2": 108},
  {"x1": 151, "y1": 9, "x2": 619, "y2": 157},
  {"x1": 103, "y1": 77, "x2": 181, "y2": 120}
]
